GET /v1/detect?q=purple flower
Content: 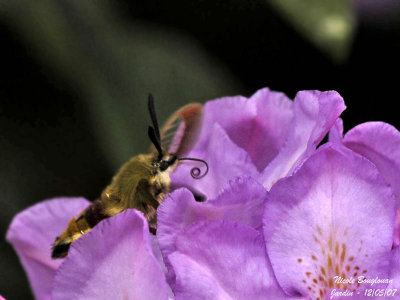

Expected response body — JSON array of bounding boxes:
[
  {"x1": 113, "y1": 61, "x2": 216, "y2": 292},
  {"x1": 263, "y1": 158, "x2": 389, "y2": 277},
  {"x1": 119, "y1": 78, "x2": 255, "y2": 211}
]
[
  {"x1": 330, "y1": 120, "x2": 400, "y2": 248},
  {"x1": 7, "y1": 199, "x2": 171, "y2": 299},
  {"x1": 165, "y1": 220, "x2": 283, "y2": 299},
  {"x1": 7, "y1": 179, "x2": 286, "y2": 299},
  {"x1": 52, "y1": 210, "x2": 172, "y2": 299},
  {"x1": 263, "y1": 143, "x2": 399, "y2": 298},
  {"x1": 6, "y1": 198, "x2": 89, "y2": 300},
  {"x1": 171, "y1": 88, "x2": 345, "y2": 196},
  {"x1": 330, "y1": 120, "x2": 400, "y2": 205},
  {"x1": 9, "y1": 87, "x2": 400, "y2": 299},
  {"x1": 157, "y1": 176, "x2": 286, "y2": 298}
]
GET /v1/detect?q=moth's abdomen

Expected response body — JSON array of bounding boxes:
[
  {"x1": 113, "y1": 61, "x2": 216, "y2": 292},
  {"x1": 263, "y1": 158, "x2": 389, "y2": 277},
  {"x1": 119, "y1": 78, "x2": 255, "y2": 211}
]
[
  {"x1": 51, "y1": 215, "x2": 88, "y2": 259},
  {"x1": 51, "y1": 200, "x2": 108, "y2": 259}
]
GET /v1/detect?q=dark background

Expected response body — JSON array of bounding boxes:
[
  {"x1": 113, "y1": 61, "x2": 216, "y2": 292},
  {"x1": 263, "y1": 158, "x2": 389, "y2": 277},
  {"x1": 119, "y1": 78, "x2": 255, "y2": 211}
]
[{"x1": 1, "y1": 1, "x2": 399, "y2": 299}]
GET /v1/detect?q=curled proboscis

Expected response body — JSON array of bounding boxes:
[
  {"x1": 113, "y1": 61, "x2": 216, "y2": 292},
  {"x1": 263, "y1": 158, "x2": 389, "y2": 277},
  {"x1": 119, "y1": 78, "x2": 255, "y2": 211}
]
[{"x1": 178, "y1": 157, "x2": 209, "y2": 179}]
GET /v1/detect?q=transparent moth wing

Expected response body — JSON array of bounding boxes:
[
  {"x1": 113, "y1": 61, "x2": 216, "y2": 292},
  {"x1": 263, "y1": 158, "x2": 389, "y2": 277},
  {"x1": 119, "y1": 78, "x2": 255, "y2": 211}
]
[{"x1": 159, "y1": 103, "x2": 203, "y2": 157}]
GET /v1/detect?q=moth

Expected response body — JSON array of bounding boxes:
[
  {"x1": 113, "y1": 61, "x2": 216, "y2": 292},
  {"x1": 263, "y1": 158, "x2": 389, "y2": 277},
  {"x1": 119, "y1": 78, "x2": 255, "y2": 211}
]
[{"x1": 52, "y1": 95, "x2": 208, "y2": 258}]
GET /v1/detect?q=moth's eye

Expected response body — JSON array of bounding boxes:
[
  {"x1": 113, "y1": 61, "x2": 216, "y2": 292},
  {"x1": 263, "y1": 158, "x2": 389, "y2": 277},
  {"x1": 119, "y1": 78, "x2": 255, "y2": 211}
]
[
  {"x1": 159, "y1": 160, "x2": 169, "y2": 171},
  {"x1": 168, "y1": 155, "x2": 177, "y2": 165}
]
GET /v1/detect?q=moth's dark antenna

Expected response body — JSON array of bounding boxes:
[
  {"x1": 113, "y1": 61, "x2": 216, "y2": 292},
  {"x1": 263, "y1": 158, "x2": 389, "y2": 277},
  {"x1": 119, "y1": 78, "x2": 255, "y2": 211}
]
[
  {"x1": 148, "y1": 126, "x2": 162, "y2": 155},
  {"x1": 178, "y1": 157, "x2": 209, "y2": 179},
  {"x1": 148, "y1": 94, "x2": 161, "y2": 143}
]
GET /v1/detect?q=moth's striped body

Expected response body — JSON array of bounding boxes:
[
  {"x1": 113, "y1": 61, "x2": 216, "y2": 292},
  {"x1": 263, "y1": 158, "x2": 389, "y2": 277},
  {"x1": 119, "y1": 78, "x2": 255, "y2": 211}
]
[
  {"x1": 51, "y1": 96, "x2": 206, "y2": 258},
  {"x1": 52, "y1": 153, "x2": 177, "y2": 258}
]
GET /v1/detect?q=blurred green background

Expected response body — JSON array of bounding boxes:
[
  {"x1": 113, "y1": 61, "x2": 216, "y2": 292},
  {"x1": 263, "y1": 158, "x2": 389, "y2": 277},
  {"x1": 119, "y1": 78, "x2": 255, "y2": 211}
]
[{"x1": 1, "y1": 0, "x2": 399, "y2": 298}]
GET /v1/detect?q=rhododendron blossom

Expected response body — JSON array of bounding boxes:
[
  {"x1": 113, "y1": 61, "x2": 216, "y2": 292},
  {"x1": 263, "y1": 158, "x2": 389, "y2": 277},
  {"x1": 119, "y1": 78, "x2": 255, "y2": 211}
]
[
  {"x1": 6, "y1": 88, "x2": 400, "y2": 299},
  {"x1": 264, "y1": 144, "x2": 397, "y2": 299}
]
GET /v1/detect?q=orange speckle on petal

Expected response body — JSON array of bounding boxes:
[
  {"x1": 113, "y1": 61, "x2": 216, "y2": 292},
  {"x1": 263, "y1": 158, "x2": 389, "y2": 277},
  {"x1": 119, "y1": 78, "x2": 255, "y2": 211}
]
[
  {"x1": 328, "y1": 255, "x2": 333, "y2": 271},
  {"x1": 313, "y1": 234, "x2": 320, "y2": 243},
  {"x1": 317, "y1": 226, "x2": 323, "y2": 235},
  {"x1": 321, "y1": 267, "x2": 326, "y2": 275},
  {"x1": 329, "y1": 278, "x2": 334, "y2": 288},
  {"x1": 340, "y1": 244, "x2": 347, "y2": 264}
]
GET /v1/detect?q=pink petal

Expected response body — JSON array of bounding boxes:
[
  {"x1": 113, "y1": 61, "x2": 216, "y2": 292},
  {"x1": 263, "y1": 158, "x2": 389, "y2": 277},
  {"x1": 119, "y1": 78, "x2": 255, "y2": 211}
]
[
  {"x1": 158, "y1": 176, "x2": 267, "y2": 286},
  {"x1": 170, "y1": 220, "x2": 286, "y2": 299},
  {"x1": 343, "y1": 122, "x2": 400, "y2": 205},
  {"x1": 6, "y1": 198, "x2": 90, "y2": 300},
  {"x1": 388, "y1": 247, "x2": 400, "y2": 292},
  {"x1": 261, "y1": 90, "x2": 345, "y2": 189},
  {"x1": 329, "y1": 118, "x2": 344, "y2": 144},
  {"x1": 52, "y1": 210, "x2": 171, "y2": 300},
  {"x1": 196, "y1": 87, "x2": 294, "y2": 171},
  {"x1": 395, "y1": 207, "x2": 400, "y2": 248},
  {"x1": 171, "y1": 123, "x2": 259, "y2": 200},
  {"x1": 263, "y1": 144, "x2": 395, "y2": 298}
]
